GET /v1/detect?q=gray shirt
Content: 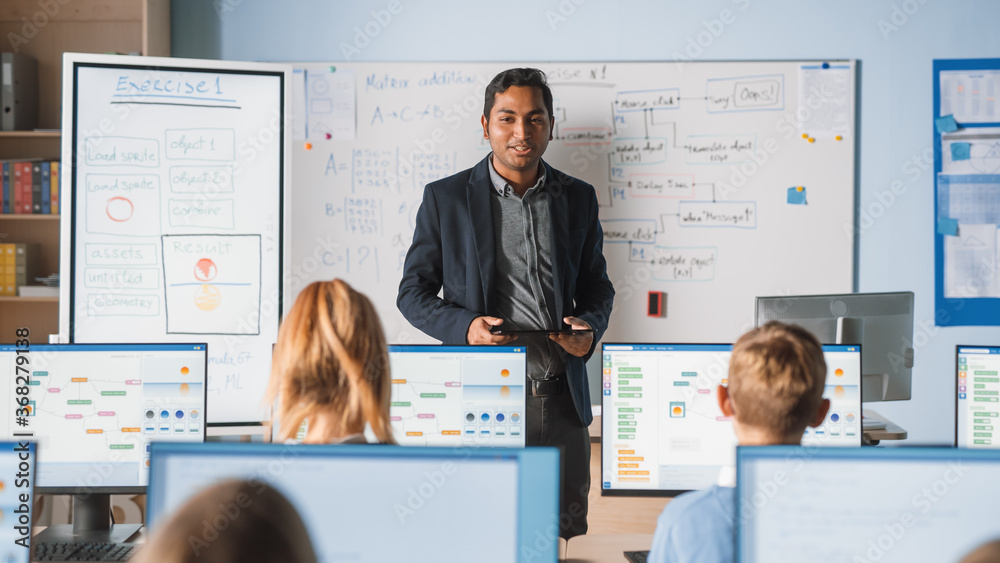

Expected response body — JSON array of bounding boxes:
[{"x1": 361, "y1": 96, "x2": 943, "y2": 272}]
[{"x1": 488, "y1": 155, "x2": 566, "y2": 380}]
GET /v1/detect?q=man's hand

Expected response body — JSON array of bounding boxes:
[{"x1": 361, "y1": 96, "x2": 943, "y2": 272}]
[
  {"x1": 549, "y1": 316, "x2": 593, "y2": 357},
  {"x1": 467, "y1": 316, "x2": 518, "y2": 345}
]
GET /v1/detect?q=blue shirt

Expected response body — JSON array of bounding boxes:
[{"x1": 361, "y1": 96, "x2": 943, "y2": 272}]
[{"x1": 648, "y1": 485, "x2": 736, "y2": 563}]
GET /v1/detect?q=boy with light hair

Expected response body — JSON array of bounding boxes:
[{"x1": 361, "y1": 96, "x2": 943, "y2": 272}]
[{"x1": 648, "y1": 321, "x2": 831, "y2": 562}]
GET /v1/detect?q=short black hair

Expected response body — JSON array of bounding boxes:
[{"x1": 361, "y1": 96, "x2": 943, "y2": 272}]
[{"x1": 483, "y1": 68, "x2": 554, "y2": 122}]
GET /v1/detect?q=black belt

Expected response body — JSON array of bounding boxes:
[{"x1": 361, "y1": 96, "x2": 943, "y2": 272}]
[{"x1": 530, "y1": 373, "x2": 566, "y2": 397}]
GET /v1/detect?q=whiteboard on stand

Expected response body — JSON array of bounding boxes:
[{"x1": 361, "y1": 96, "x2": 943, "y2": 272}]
[{"x1": 60, "y1": 53, "x2": 291, "y2": 424}]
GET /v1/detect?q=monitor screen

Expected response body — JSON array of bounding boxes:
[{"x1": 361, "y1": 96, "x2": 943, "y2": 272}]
[
  {"x1": 0, "y1": 344, "x2": 207, "y2": 492},
  {"x1": 0, "y1": 441, "x2": 33, "y2": 563},
  {"x1": 737, "y1": 446, "x2": 1000, "y2": 563},
  {"x1": 956, "y1": 346, "x2": 1000, "y2": 448},
  {"x1": 755, "y1": 292, "x2": 914, "y2": 402},
  {"x1": 147, "y1": 443, "x2": 559, "y2": 563},
  {"x1": 386, "y1": 345, "x2": 527, "y2": 447},
  {"x1": 601, "y1": 343, "x2": 861, "y2": 496}
]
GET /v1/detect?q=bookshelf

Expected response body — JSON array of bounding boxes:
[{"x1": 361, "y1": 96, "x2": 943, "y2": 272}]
[{"x1": 0, "y1": 0, "x2": 169, "y2": 343}]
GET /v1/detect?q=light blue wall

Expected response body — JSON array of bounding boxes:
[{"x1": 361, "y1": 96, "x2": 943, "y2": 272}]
[{"x1": 171, "y1": 0, "x2": 1000, "y2": 446}]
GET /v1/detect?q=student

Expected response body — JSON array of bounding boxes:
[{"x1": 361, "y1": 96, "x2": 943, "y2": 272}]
[
  {"x1": 135, "y1": 479, "x2": 317, "y2": 563},
  {"x1": 267, "y1": 279, "x2": 395, "y2": 444},
  {"x1": 647, "y1": 321, "x2": 831, "y2": 562}
]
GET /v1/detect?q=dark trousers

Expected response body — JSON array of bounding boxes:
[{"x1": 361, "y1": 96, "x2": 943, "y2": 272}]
[{"x1": 525, "y1": 389, "x2": 591, "y2": 539}]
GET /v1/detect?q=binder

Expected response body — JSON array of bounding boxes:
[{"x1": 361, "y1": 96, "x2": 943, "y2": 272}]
[
  {"x1": 1, "y1": 53, "x2": 38, "y2": 131},
  {"x1": 31, "y1": 160, "x2": 41, "y2": 213},
  {"x1": 0, "y1": 243, "x2": 12, "y2": 295},
  {"x1": 11, "y1": 242, "x2": 40, "y2": 294},
  {"x1": 1, "y1": 162, "x2": 8, "y2": 214},
  {"x1": 19, "y1": 162, "x2": 31, "y2": 213},
  {"x1": 51, "y1": 161, "x2": 59, "y2": 214},
  {"x1": 12, "y1": 160, "x2": 22, "y2": 213},
  {"x1": 41, "y1": 161, "x2": 50, "y2": 214}
]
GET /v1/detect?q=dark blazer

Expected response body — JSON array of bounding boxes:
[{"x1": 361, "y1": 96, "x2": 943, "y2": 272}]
[{"x1": 397, "y1": 155, "x2": 615, "y2": 426}]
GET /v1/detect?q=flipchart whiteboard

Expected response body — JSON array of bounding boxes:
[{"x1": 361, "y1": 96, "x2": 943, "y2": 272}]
[
  {"x1": 290, "y1": 61, "x2": 856, "y2": 348},
  {"x1": 60, "y1": 54, "x2": 291, "y2": 424}
]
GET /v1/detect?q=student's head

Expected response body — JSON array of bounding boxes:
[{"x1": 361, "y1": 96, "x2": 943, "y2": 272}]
[
  {"x1": 481, "y1": 68, "x2": 555, "y2": 177},
  {"x1": 962, "y1": 539, "x2": 1000, "y2": 563},
  {"x1": 266, "y1": 279, "x2": 394, "y2": 443},
  {"x1": 717, "y1": 321, "x2": 830, "y2": 445},
  {"x1": 136, "y1": 479, "x2": 317, "y2": 563}
]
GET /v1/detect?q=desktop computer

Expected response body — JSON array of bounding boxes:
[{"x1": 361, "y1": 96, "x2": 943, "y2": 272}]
[
  {"x1": 385, "y1": 345, "x2": 527, "y2": 447},
  {"x1": 737, "y1": 446, "x2": 1000, "y2": 562},
  {"x1": 147, "y1": 443, "x2": 560, "y2": 563},
  {"x1": 0, "y1": 343, "x2": 207, "y2": 547},
  {"x1": 755, "y1": 292, "x2": 914, "y2": 403},
  {"x1": 956, "y1": 345, "x2": 1000, "y2": 448},
  {"x1": 0, "y1": 441, "x2": 34, "y2": 563},
  {"x1": 601, "y1": 343, "x2": 861, "y2": 496}
]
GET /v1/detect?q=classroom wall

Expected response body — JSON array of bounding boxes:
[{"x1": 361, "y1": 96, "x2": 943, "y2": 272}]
[{"x1": 170, "y1": 0, "x2": 1000, "y2": 446}]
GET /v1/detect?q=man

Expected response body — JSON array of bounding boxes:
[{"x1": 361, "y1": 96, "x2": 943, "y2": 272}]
[
  {"x1": 397, "y1": 68, "x2": 615, "y2": 538},
  {"x1": 647, "y1": 321, "x2": 831, "y2": 562}
]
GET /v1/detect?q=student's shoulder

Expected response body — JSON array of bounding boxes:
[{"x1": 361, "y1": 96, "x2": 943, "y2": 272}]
[
  {"x1": 650, "y1": 486, "x2": 735, "y2": 563},
  {"x1": 658, "y1": 487, "x2": 725, "y2": 525}
]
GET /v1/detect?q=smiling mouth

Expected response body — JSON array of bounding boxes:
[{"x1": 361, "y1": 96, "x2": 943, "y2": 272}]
[{"x1": 509, "y1": 144, "x2": 533, "y2": 153}]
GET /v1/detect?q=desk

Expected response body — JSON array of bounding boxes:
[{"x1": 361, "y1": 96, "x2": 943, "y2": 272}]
[
  {"x1": 862, "y1": 409, "x2": 908, "y2": 443},
  {"x1": 565, "y1": 533, "x2": 653, "y2": 563}
]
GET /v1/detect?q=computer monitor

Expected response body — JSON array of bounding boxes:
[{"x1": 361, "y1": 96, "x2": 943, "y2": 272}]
[
  {"x1": 386, "y1": 345, "x2": 527, "y2": 447},
  {"x1": 147, "y1": 443, "x2": 560, "y2": 563},
  {"x1": 737, "y1": 446, "x2": 1000, "y2": 562},
  {"x1": 601, "y1": 343, "x2": 861, "y2": 496},
  {"x1": 0, "y1": 343, "x2": 207, "y2": 543},
  {"x1": 0, "y1": 441, "x2": 34, "y2": 563},
  {"x1": 956, "y1": 345, "x2": 1000, "y2": 448},
  {"x1": 755, "y1": 291, "x2": 914, "y2": 402}
]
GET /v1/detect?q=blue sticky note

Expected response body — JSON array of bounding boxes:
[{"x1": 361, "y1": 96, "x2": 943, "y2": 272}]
[
  {"x1": 951, "y1": 142, "x2": 971, "y2": 161},
  {"x1": 935, "y1": 114, "x2": 959, "y2": 134},
  {"x1": 787, "y1": 186, "x2": 807, "y2": 205},
  {"x1": 937, "y1": 217, "x2": 959, "y2": 236}
]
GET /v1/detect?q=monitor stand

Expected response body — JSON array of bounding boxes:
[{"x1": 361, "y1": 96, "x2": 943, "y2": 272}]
[{"x1": 32, "y1": 494, "x2": 141, "y2": 544}]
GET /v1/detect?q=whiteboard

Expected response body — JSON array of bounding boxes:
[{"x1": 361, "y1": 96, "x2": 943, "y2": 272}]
[
  {"x1": 290, "y1": 61, "x2": 855, "y2": 346},
  {"x1": 60, "y1": 54, "x2": 291, "y2": 424}
]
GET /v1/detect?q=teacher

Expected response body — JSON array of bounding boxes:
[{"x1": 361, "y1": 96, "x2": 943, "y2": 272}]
[{"x1": 397, "y1": 68, "x2": 615, "y2": 538}]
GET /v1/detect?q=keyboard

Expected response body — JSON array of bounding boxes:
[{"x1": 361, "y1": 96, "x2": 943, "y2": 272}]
[
  {"x1": 624, "y1": 550, "x2": 649, "y2": 563},
  {"x1": 34, "y1": 541, "x2": 138, "y2": 561}
]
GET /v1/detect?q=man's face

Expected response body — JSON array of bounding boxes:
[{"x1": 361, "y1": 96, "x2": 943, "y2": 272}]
[{"x1": 481, "y1": 85, "x2": 554, "y2": 179}]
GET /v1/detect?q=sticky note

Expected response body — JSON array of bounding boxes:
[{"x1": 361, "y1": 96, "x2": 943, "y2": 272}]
[
  {"x1": 935, "y1": 115, "x2": 959, "y2": 134},
  {"x1": 937, "y1": 217, "x2": 959, "y2": 236},
  {"x1": 787, "y1": 186, "x2": 807, "y2": 205},
  {"x1": 951, "y1": 142, "x2": 971, "y2": 161}
]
